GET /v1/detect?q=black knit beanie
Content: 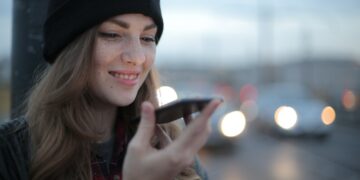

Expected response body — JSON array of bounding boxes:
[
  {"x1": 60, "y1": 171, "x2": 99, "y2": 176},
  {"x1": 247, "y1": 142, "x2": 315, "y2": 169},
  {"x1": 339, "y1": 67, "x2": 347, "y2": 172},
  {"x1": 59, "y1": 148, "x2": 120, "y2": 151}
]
[{"x1": 43, "y1": 0, "x2": 163, "y2": 63}]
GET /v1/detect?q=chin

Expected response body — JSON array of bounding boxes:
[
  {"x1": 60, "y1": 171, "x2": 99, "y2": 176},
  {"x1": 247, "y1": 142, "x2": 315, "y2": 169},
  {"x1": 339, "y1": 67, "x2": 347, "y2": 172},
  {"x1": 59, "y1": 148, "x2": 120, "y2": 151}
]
[{"x1": 112, "y1": 95, "x2": 137, "y2": 107}]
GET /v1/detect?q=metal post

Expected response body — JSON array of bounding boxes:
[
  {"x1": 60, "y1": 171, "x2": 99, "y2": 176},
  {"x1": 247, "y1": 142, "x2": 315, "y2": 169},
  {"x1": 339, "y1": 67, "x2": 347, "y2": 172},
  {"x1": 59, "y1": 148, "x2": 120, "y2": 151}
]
[
  {"x1": 11, "y1": 0, "x2": 48, "y2": 118},
  {"x1": 257, "y1": 0, "x2": 274, "y2": 84}
]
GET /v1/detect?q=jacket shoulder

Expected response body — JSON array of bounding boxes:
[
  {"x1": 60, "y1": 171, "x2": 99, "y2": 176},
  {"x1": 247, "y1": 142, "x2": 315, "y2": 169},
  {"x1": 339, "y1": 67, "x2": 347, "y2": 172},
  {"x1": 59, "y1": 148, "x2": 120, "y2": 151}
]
[
  {"x1": 0, "y1": 116, "x2": 29, "y2": 155},
  {"x1": 0, "y1": 117, "x2": 28, "y2": 135},
  {"x1": 0, "y1": 117, "x2": 30, "y2": 180}
]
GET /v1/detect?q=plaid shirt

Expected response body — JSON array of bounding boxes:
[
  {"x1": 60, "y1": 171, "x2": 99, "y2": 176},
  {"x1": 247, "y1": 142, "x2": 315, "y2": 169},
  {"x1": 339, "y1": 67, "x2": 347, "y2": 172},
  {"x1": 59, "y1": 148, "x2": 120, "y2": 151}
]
[{"x1": 91, "y1": 119, "x2": 128, "y2": 180}]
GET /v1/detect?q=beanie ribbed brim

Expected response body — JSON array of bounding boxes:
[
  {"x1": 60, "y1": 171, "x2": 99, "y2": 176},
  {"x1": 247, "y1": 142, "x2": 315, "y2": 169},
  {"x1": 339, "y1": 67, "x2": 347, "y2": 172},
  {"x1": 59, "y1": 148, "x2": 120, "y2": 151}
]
[{"x1": 43, "y1": 0, "x2": 163, "y2": 63}]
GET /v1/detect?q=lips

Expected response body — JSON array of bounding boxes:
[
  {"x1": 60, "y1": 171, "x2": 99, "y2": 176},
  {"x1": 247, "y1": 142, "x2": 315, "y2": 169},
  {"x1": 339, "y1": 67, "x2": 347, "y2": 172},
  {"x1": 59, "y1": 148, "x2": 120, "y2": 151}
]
[
  {"x1": 109, "y1": 72, "x2": 138, "y2": 80},
  {"x1": 108, "y1": 70, "x2": 140, "y2": 86}
]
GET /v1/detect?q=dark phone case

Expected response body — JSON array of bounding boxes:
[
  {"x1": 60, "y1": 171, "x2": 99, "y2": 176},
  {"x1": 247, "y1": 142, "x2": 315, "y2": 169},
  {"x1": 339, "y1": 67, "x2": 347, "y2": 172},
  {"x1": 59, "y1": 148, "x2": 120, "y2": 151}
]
[{"x1": 131, "y1": 98, "x2": 214, "y2": 124}]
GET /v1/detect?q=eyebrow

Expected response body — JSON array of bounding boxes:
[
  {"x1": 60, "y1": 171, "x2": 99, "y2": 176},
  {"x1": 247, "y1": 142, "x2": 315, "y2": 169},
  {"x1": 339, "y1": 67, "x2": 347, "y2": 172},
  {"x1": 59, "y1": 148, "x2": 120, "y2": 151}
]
[{"x1": 108, "y1": 19, "x2": 157, "y2": 31}]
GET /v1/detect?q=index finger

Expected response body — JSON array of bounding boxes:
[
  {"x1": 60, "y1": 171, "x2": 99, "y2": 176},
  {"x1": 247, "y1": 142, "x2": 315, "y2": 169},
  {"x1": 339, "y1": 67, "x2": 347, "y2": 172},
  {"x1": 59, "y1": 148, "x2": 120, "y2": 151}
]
[{"x1": 169, "y1": 99, "x2": 222, "y2": 154}]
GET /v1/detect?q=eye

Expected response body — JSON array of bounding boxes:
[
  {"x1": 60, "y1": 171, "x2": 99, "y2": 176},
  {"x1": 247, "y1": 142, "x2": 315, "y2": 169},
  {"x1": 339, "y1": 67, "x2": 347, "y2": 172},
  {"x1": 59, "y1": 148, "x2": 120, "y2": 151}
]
[
  {"x1": 141, "y1": 36, "x2": 156, "y2": 43},
  {"x1": 98, "y1": 32, "x2": 121, "y2": 40}
]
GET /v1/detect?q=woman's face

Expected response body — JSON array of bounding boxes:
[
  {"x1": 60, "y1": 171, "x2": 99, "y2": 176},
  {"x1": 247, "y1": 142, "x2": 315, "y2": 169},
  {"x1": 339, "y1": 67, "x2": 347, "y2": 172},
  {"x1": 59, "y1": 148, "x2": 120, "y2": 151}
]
[{"x1": 90, "y1": 14, "x2": 157, "y2": 107}]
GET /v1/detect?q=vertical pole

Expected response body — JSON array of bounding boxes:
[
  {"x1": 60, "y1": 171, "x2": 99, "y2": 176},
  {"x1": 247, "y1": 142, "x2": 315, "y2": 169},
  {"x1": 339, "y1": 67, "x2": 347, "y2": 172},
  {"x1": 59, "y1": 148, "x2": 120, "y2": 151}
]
[
  {"x1": 11, "y1": 0, "x2": 48, "y2": 118},
  {"x1": 257, "y1": 0, "x2": 274, "y2": 84}
]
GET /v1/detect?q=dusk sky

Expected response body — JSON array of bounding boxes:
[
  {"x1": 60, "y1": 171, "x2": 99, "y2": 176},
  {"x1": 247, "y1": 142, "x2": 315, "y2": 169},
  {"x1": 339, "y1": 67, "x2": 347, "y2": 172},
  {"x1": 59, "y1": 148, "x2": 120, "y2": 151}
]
[{"x1": 1, "y1": 0, "x2": 360, "y2": 67}]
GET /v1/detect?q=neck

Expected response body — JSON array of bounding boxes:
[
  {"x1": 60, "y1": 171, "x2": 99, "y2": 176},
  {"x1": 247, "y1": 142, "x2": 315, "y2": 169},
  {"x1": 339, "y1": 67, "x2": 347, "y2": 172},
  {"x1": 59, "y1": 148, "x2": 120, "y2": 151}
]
[{"x1": 92, "y1": 105, "x2": 117, "y2": 143}]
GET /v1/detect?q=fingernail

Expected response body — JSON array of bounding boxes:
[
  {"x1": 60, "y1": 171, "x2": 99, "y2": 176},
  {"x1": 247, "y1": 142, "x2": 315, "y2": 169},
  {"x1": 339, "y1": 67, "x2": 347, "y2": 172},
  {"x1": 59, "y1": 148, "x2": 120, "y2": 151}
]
[
  {"x1": 141, "y1": 102, "x2": 154, "y2": 118},
  {"x1": 141, "y1": 102, "x2": 149, "y2": 115},
  {"x1": 214, "y1": 98, "x2": 224, "y2": 105}
]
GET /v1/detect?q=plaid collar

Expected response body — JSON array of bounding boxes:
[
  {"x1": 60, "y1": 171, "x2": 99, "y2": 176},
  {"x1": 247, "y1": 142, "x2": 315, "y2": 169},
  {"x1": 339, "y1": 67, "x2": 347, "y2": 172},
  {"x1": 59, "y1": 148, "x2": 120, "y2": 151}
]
[{"x1": 91, "y1": 118, "x2": 128, "y2": 180}]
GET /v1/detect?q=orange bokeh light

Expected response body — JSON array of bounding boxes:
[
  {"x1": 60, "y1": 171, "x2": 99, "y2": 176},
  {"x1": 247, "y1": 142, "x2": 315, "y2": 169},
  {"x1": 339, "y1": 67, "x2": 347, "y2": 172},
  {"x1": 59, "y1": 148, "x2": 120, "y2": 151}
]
[
  {"x1": 321, "y1": 106, "x2": 336, "y2": 125},
  {"x1": 342, "y1": 89, "x2": 357, "y2": 111}
]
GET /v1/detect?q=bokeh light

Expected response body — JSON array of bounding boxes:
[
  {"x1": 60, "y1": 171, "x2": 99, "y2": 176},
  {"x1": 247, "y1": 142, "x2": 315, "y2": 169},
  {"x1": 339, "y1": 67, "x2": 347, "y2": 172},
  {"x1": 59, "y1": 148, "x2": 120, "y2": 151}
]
[
  {"x1": 239, "y1": 84, "x2": 258, "y2": 103},
  {"x1": 240, "y1": 100, "x2": 258, "y2": 122},
  {"x1": 274, "y1": 106, "x2": 297, "y2": 130},
  {"x1": 219, "y1": 111, "x2": 246, "y2": 138},
  {"x1": 156, "y1": 86, "x2": 178, "y2": 106},
  {"x1": 321, "y1": 106, "x2": 336, "y2": 125},
  {"x1": 342, "y1": 89, "x2": 357, "y2": 111}
]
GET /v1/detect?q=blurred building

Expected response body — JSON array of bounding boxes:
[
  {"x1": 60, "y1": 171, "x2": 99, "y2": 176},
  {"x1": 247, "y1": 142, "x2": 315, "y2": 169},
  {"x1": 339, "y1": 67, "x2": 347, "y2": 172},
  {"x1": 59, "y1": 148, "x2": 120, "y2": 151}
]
[
  {"x1": 158, "y1": 57, "x2": 359, "y2": 124},
  {"x1": 280, "y1": 58, "x2": 359, "y2": 102}
]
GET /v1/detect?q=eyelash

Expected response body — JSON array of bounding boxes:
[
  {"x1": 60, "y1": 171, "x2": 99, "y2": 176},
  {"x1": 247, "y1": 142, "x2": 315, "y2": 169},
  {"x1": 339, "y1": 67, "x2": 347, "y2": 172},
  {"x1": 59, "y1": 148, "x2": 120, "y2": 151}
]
[
  {"x1": 141, "y1": 37, "x2": 156, "y2": 43},
  {"x1": 98, "y1": 32, "x2": 121, "y2": 40},
  {"x1": 98, "y1": 32, "x2": 155, "y2": 43}
]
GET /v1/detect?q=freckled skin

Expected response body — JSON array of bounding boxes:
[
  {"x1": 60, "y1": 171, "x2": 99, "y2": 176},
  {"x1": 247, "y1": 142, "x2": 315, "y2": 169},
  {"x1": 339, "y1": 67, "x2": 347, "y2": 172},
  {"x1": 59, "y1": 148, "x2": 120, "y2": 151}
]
[{"x1": 89, "y1": 14, "x2": 157, "y2": 108}]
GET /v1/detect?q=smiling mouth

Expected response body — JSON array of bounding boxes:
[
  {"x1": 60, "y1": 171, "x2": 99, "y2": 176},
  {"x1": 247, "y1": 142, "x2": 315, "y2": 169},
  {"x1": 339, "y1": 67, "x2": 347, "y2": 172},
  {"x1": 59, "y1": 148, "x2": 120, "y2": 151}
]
[{"x1": 109, "y1": 72, "x2": 139, "y2": 80}]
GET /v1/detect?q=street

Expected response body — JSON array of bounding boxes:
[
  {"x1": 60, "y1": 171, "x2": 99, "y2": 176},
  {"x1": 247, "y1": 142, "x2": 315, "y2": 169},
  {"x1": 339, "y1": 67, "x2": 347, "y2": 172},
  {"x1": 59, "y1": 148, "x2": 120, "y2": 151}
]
[{"x1": 200, "y1": 123, "x2": 360, "y2": 180}]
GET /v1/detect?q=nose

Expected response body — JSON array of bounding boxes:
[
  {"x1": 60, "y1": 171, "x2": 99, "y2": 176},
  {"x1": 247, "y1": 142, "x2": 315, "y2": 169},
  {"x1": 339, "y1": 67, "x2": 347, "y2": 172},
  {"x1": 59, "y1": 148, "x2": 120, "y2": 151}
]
[{"x1": 121, "y1": 39, "x2": 146, "y2": 66}]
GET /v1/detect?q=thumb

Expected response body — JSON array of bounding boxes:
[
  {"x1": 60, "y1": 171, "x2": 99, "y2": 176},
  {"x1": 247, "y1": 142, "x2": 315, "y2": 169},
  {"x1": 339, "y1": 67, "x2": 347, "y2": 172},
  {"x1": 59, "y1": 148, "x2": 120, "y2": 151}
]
[{"x1": 133, "y1": 101, "x2": 156, "y2": 144}]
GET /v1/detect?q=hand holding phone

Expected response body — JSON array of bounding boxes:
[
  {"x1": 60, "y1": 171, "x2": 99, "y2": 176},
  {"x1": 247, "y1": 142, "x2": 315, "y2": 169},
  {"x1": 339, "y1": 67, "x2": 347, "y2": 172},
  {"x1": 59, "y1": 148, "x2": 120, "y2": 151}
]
[{"x1": 123, "y1": 99, "x2": 222, "y2": 180}]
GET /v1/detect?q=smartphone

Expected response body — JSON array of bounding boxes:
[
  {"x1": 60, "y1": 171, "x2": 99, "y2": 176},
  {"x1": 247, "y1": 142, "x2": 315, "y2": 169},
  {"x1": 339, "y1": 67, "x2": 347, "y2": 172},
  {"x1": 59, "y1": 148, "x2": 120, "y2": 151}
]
[{"x1": 132, "y1": 98, "x2": 216, "y2": 124}]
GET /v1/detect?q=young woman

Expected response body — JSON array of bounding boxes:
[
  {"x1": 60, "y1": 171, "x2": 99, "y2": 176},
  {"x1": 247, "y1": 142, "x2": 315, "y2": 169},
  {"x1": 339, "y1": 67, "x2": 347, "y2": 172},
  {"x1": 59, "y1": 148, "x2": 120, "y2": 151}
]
[{"x1": 0, "y1": 0, "x2": 221, "y2": 180}]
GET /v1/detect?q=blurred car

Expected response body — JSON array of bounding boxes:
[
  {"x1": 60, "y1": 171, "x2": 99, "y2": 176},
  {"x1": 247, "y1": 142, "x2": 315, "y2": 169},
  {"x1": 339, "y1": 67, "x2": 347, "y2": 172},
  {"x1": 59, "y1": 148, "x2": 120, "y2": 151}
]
[
  {"x1": 206, "y1": 103, "x2": 246, "y2": 148},
  {"x1": 255, "y1": 83, "x2": 336, "y2": 137}
]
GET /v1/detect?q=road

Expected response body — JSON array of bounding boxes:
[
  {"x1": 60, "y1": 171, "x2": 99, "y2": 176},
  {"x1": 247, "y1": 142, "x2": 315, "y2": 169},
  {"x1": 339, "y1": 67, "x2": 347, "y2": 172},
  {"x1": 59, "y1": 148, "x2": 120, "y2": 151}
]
[{"x1": 199, "y1": 123, "x2": 360, "y2": 180}]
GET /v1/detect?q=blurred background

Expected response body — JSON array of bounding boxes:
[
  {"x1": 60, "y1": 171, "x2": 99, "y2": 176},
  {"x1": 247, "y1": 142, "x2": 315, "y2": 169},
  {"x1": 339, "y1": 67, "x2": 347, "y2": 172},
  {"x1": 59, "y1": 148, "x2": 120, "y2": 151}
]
[{"x1": 1, "y1": 0, "x2": 359, "y2": 179}]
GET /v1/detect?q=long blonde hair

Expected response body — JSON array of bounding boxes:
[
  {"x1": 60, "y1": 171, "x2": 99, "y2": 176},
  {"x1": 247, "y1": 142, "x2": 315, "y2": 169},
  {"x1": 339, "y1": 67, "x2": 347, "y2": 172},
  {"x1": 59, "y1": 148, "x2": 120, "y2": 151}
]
[{"x1": 26, "y1": 27, "x2": 201, "y2": 179}]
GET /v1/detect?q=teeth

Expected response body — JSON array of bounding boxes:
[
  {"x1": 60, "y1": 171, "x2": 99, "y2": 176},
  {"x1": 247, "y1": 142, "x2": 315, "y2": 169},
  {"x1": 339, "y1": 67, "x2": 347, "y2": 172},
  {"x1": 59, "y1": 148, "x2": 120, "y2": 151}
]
[{"x1": 111, "y1": 72, "x2": 138, "y2": 80}]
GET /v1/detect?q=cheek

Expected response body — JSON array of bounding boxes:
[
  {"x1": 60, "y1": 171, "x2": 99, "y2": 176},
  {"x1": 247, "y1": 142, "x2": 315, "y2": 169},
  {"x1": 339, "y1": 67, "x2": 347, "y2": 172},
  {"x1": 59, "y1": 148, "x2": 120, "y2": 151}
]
[
  {"x1": 90, "y1": 43, "x2": 111, "y2": 92},
  {"x1": 90, "y1": 69, "x2": 106, "y2": 94},
  {"x1": 93, "y1": 39, "x2": 119, "y2": 66},
  {"x1": 144, "y1": 48, "x2": 156, "y2": 69}
]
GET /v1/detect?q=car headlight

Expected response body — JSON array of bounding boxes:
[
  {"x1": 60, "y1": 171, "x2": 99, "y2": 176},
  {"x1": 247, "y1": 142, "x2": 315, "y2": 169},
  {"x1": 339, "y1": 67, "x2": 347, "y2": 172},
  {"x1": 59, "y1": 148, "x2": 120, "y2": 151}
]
[
  {"x1": 219, "y1": 111, "x2": 246, "y2": 138},
  {"x1": 274, "y1": 106, "x2": 297, "y2": 130},
  {"x1": 321, "y1": 106, "x2": 336, "y2": 125}
]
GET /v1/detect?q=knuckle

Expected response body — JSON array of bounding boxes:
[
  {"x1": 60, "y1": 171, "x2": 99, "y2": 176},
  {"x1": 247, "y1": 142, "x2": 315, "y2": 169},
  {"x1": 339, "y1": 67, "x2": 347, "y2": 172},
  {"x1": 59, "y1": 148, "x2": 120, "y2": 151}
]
[
  {"x1": 183, "y1": 155, "x2": 195, "y2": 167},
  {"x1": 168, "y1": 154, "x2": 182, "y2": 166},
  {"x1": 168, "y1": 151, "x2": 195, "y2": 168},
  {"x1": 127, "y1": 141, "x2": 142, "y2": 152},
  {"x1": 191, "y1": 129, "x2": 202, "y2": 137},
  {"x1": 193, "y1": 124, "x2": 211, "y2": 137}
]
